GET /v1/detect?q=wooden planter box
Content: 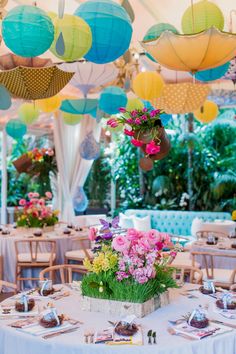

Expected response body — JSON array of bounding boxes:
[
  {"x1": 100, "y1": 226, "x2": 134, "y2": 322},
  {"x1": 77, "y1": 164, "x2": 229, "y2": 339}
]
[{"x1": 81, "y1": 291, "x2": 170, "y2": 318}]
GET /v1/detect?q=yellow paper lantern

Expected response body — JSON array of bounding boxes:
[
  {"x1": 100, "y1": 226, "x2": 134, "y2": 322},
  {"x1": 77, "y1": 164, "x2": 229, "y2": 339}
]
[
  {"x1": 182, "y1": 0, "x2": 224, "y2": 34},
  {"x1": 194, "y1": 100, "x2": 219, "y2": 123},
  {"x1": 18, "y1": 103, "x2": 39, "y2": 125},
  {"x1": 132, "y1": 72, "x2": 164, "y2": 100},
  {"x1": 126, "y1": 98, "x2": 144, "y2": 111},
  {"x1": 50, "y1": 14, "x2": 92, "y2": 61},
  {"x1": 62, "y1": 112, "x2": 83, "y2": 125},
  {"x1": 36, "y1": 95, "x2": 61, "y2": 113}
]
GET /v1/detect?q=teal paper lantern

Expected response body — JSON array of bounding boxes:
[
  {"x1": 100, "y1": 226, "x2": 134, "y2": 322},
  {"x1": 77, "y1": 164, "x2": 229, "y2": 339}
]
[
  {"x1": 60, "y1": 98, "x2": 98, "y2": 115},
  {"x1": 73, "y1": 186, "x2": 88, "y2": 212},
  {"x1": 194, "y1": 62, "x2": 230, "y2": 82},
  {"x1": 99, "y1": 86, "x2": 127, "y2": 115},
  {"x1": 0, "y1": 85, "x2": 12, "y2": 110},
  {"x1": 6, "y1": 119, "x2": 27, "y2": 140},
  {"x1": 143, "y1": 23, "x2": 179, "y2": 62},
  {"x1": 75, "y1": 0, "x2": 132, "y2": 64},
  {"x1": 2, "y1": 5, "x2": 54, "y2": 57}
]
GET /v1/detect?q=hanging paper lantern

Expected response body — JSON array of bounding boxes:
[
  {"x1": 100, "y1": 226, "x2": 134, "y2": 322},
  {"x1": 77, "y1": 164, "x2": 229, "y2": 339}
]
[
  {"x1": 50, "y1": 14, "x2": 92, "y2": 61},
  {"x1": 62, "y1": 112, "x2": 83, "y2": 125},
  {"x1": 181, "y1": 0, "x2": 224, "y2": 35},
  {"x1": 0, "y1": 85, "x2": 11, "y2": 110},
  {"x1": 142, "y1": 100, "x2": 154, "y2": 110},
  {"x1": 126, "y1": 98, "x2": 144, "y2": 111},
  {"x1": 60, "y1": 98, "x2": 98, "y2": 115},
  {"x1": 133, "y1": 72, "x2": 164, "y2": 100},
  {"x1": 160, "y1": 113, "x2": 172, "y2": 126},
  {"x1": 99, "y1": 86, "x2": 127, "y2": 115},
  {"x1": 194, "y1": 100, "x2": 219, "y2": 123},
  {"x1": 73, "y1": 186, "x2": 88, "y2": 212},
  {"x1": 194, "y1": 62, "x2": 230, "y2": 82},
  {"x1": 80, "y1": 132, "x2": 100, "y2": 160},
  {"x1": 36, "y1": 96, "x2": 61, "y2": 113},
  {"x1": 2, "y1": 5, "x2": 54, "y2": 57},
  {"x1": 75, "y1": 0, "x2": 132, "y2": 64},
  {"x1": 143, "y1": 23, "x2": 179, "y2": 62},
  {"x1": 18, "y1": 103, "x2": 39, "y2": 125},
  {"x1": 6, "y1": 119, "x2": 27, "y2": 140}
]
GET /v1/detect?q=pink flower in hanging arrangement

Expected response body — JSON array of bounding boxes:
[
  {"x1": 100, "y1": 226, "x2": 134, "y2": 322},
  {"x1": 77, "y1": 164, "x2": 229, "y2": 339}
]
[
  {"x1": 119, "y1": 107, "x2": 127, "y2": 113},
  {"x1": 126, "y1": 118, "x2": 134, "y2": 124},
  {"x1": 142, "y1": 107, "x2": 148, "y2": 112},
  {"x1": 146, "y1": 141, "x2": 161, "y2": 154},
  {"x1": 134, "y1": 118, "x2": 141, "y2": 125},
  {"x1": 107, "y1": 118, "x2": 118, "y2": 128},
  {"x1": 19, "y1": 199, "x2": 26, "y2": 206},
  {"x1": 124, "y1": 129, "x2": 135, "y2": 137},
  {"x1": 131, "y1": 139, "x2": 144, "y2": 147},
  {"x1": 45, "y1": 191, "x2": 52, "y2": 199},
  {"x1": 131, "y1": 110, "x2": 138, "y2": 117},
  {"x1": 141, "y1": 115, "x2": 147, "y2": 121}
]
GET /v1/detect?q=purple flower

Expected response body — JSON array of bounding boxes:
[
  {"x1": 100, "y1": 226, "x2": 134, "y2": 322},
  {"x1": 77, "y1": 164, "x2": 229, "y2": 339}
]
[{"x1": 119, "y1": 107, "x2": 127, "y2": 113}]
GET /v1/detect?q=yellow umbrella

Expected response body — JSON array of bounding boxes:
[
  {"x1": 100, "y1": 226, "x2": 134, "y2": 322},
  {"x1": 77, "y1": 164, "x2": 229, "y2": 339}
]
[
  {"x1": 0, "y1": 66, "x2": 74, "y2": 100},
  {"x1": 141, "y1": 27, "x2": 236, "y2": 72},
  {"x1": 151, "y1": 83, "x2": 210, "y2": 114}
]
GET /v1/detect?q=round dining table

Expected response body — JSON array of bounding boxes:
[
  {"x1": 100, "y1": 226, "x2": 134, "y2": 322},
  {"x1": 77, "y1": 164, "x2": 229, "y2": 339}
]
[
  {"x1": 0, "y1": 284, "x2": 235, "y2": 354},
  {"x1": 0, "y1": 226, "x2": 88, "y2": 285}
]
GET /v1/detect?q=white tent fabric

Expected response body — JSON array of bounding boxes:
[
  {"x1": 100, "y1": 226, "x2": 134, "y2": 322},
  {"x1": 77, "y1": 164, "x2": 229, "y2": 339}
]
[{"x1": 53, "y1": 114, "x2": 101, "y2": 222}]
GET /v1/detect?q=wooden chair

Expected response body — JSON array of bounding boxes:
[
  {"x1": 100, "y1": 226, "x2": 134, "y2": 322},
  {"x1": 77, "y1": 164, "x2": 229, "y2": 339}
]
[
  {"x1": 15, "y1": 240, "x2": 56, "y2": 289},
  {"x1": 39, "y1": 264, "x2": 87, "y2": 284},
  {"x1": 196, "y1": 230, "x2": 228, "y2": 240},
  {"x1": 168, "y1": 264, "x2": 203, "y2": 285},
  {"x1": 0, "y1": 281, "x2": 17, "y2": 301},
  {"x1": 65, "y1": 236, "x2": 93, "y2": 265},
  {"x1": 191, "y1": 251, "x2": 236, "y2": 289}
]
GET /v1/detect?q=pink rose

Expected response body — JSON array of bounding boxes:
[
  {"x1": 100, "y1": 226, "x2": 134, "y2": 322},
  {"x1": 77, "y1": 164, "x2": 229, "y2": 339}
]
[
  {"x1": 30, "y1": 198, "x2": 39, "y2": 204},
  {"x1": 32, "y1": 192, "x2": 39, "y2": 198},
  {"x1": 19, "y1": 199, "x2": 26, "y2": 206},
  {"x1": 88, "y1": 227, "x2": 97, "y2": 241},
  {"x1": 112, "y1": 235, "x2": 130, "y2": 252},
  {"x1": 124, "y1": 129, "x2": 135, "y2": 137},
  {"x1": 119, "y1": 107, "x2": 127, "y2": 113},
  {"x1": 131, "y1": 139, "x2": 144, "y2": 147},
  {"x1": 45, "y1": 191, "x2": 52, "y2": 199},
  {"x1": 38, "y1": 198, "x2": 45, "y2": 206},
  {"x1": 28, "y1": 192, "x2": 34, "y2": 199},
  {"x1": 146, "y1": 141, "x2": 161, "y2": 155},
  {"x1": 126, "y1": 228, "x2": 140, "y2": 241},
  {"x1": 146, "y1": 229, "x2": 158, "y2": 244}
]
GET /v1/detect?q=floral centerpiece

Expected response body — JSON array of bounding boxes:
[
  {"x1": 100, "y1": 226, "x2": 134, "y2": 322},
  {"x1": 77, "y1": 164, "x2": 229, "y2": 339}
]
[
  {"x1": 106, "y1": 107, "x2": 171, "y2": 170},
  {"x1": 16, "y1": 192, "x2": 58, "y2": 229},
  {"x1": 81, "y1": 218, "x2": 177, "y2": 312}
]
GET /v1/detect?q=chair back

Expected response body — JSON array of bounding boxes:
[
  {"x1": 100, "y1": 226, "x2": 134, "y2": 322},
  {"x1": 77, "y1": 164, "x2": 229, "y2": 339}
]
[
  {"x1": 168, "y1": 264, "x2": 203, "y2": 285},
  {"x1": 15, "y1": 240, "x2": 56, "y2": 263},
  {"x1": 191, "y1": 251, "x2": 236, "y2": 285},
  {"x1": 39, "y1": 264, "x2": 87, "y2": 284},
  {"x1": 72, "y1": 236, "x2": 93, "y2": 260},
  {"x1": 0, "y1": 280, "x2": 17, "y2": 294}
]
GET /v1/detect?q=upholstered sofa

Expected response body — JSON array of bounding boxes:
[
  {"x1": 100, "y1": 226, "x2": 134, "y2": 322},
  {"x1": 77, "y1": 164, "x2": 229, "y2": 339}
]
[{"x1": 124, "y1": 209, "x2": 231, "y2": 237}]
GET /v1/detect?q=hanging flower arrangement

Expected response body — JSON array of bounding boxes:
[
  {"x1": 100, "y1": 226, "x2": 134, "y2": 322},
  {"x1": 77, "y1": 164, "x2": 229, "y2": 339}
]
[{"x1": 107, "y1": 106, "x2": 171, "y2": 170}]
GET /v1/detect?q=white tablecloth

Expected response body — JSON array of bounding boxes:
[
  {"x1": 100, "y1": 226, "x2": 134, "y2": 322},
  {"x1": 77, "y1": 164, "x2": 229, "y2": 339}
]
[
  {"x1": 0, "y1": 227, "x2": 88, "y2": 285},
  {"x1": 0, "y1": 285, "x2": 236, "y2": 354}
]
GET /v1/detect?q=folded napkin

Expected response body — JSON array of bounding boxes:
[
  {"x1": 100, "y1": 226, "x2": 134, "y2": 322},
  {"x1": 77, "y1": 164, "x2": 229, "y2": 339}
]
[{"x1": 18, "y1": 322, "x2": 73, "y2": 336}]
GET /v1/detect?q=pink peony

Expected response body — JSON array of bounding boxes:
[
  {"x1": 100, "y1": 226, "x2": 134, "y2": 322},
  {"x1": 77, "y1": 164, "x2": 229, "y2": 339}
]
[
  {"x1": 28, "y1": 192, "x2": 34, "y2": 199},
  {"x1": 45, "y1": 191, "x2": 52, "y2": 199},
  {"x1": 124, "y1": 129, "x2": 135, "y2": 137},
  {"x1": 119, "y1": 107, "x2": 127, "y2": 113},
  {"x1": 131, "y1": 139, "x2": 144, "y2": 147},
  {"x1": 112, "y1": 235, "x2": 130, "y2": 252},
  {"x1": 88, "y1": 227, "x2": 97, "y2": 241},
  {"x1": 19, "y1": 199, "x2": 26, "y2": 206},
  {"x1": 146, "y1": 141, "x2": 161, "y2": 155}
]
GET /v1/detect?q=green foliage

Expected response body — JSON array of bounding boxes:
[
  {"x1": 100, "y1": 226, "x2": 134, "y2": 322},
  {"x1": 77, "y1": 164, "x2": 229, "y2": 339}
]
[{"x1": 81, "y1": 266, "x2": 177, "y2": 303}]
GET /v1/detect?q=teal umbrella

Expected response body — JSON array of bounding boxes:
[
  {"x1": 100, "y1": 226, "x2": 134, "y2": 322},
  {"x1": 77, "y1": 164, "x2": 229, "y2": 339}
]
[{"x1": 60, "y1": 98, "x2": 98, "y2": 114}]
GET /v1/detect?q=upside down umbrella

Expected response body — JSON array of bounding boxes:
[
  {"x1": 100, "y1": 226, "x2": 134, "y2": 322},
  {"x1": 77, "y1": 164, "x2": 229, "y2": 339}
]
[
  {"x1": 60, "y1": 98, "x2": 98, "y2": 115},
  {"x1": 151, "y1": 83, "x2": 210, "y2": 114},
  {"x1": 141, "y1": 27, "x2": 236, "y2": 72},
  {"x1": 0, "y1": 66, "x2": 74, "y2": 100},
  {"x1": 60, "y1": 62, "x2": 118, "y2": 97}
]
